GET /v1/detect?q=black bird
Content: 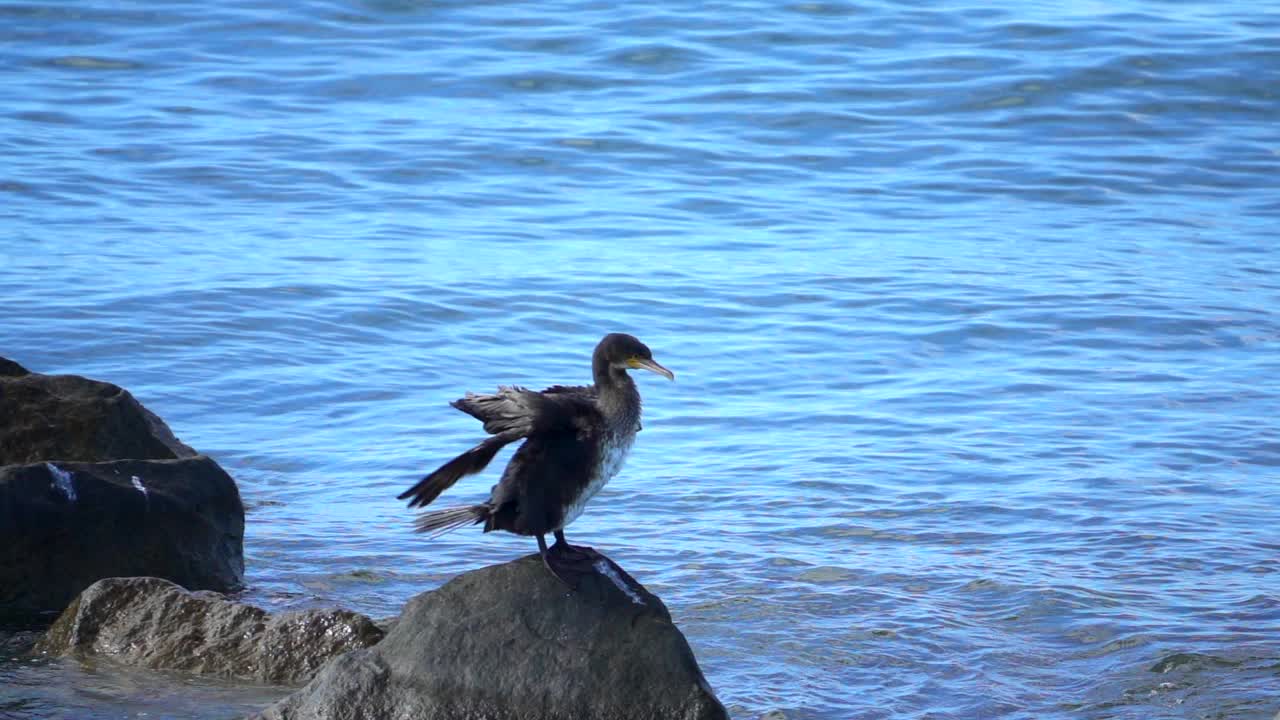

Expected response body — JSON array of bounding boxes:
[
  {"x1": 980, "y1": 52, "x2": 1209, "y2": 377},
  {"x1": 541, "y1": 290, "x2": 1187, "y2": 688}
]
[{"x1": 398, "y1": 333, "x2": 674, "y2": 585}]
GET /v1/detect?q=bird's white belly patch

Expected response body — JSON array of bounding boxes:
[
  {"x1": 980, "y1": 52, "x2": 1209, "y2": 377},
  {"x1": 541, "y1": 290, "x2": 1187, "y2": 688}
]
[{"x1": 559, "y1": 435, "x2": 633, "y2": 529}]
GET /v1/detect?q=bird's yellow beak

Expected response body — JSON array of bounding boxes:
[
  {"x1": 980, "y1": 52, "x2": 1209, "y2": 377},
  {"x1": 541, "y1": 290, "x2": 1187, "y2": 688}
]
[{"x1": 630, "y1": 357, "x2": 674, "y2": 380}]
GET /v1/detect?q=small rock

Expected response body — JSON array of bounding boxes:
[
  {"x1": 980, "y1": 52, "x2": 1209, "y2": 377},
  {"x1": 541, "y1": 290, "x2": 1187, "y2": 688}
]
[
  {"x1": 36, "y1": 577, "x2": 384, "y2": 685},
  {"x1": 255, "y1": 554, "x2": 727, "y2": 720}
]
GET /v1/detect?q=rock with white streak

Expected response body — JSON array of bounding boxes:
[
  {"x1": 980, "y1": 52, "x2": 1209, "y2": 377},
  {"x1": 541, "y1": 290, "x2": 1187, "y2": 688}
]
[
  {"x1": 0, "y1": 356, "x2": 244, "y2": 616},
  {"x1": 0, "y1": 456, "x2": 244, "y2": 615},
  {"x1": 254, "y1": 554, "x2": 727, "y2": 720}
]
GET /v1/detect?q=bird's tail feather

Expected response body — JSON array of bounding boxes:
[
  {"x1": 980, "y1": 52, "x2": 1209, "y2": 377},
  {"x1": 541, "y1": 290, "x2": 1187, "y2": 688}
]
[
  {"x1": 413, "y1": 504, "x2": 488, "y2": 538},
  {"x1": 397, "y1": 431, "x2": 519, "y2": 509}
]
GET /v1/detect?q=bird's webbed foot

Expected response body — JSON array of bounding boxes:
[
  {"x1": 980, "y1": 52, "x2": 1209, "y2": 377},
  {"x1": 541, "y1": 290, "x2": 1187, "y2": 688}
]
[{"x1": 539, "y1": 532, "x2": 603, "y2": 588}]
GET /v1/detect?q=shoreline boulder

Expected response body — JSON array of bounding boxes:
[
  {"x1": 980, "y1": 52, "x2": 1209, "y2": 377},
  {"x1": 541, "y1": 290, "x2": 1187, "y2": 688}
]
[
  {"x1": 36, "y1": 576, "x2": 384, "y2": 686},
  {"x1": 0, "y1": 457, "x2": 245, "y2": 614},
  {"x1": 0, "y1": 357, "x2": 244, "y2": 615},
  {"x1": 255, "y1": 554, "x2": 728, "y2": 720}
]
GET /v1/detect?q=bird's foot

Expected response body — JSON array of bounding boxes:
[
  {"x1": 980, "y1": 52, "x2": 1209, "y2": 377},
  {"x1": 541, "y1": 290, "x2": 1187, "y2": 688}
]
[
  {"x1": 551, "y1": 539, "x2": 601, "y2": 562},
  {"x1": 541, "y1": 542, "x2": 604, "y2": 589}
]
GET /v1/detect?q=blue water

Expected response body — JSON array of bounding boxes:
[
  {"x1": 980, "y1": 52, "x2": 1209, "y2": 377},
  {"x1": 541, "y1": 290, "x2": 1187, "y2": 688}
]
[{"x1": 3, "y1": 0, "x2": 1279, "y2": 718}]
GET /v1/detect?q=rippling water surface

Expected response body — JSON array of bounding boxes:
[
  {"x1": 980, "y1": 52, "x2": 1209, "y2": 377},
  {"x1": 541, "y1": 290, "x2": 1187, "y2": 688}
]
[{"x1": 3, "y1": 1, "x2": 1279, "y2": 718}]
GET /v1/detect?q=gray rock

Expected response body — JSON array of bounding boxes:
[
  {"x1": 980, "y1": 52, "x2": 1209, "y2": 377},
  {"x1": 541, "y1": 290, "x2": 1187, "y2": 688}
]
[
  {"x1": 36, "y1": 576, "x2": 384, "y2": 686},
  {"x1": 0, "y1": 456, "x2": 244, "y2": 613},
  {"x1": 0, "y1": 358, "x2": 195, "y2": 465},
  {"x1": 255, "y1": 554, "x2": 727, "y2": 720}
]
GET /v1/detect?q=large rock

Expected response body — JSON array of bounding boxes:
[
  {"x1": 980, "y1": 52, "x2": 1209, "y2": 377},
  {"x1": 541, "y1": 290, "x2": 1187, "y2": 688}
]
[
  {"x1": 0, "y1": 358, "x2": 196, "y2": 465},
  {"x1": 0, "y1": 357, "x2": 243, "y2": 615},
  {"x1": 0, "y1": 457, "x2": 244, "y2": 613},
  {"x1": 256, "y1": 554, "x2": 727, "y2": 720},
  {"x1": 36, "y1": 577, "x2": 384, "y2": 685}
]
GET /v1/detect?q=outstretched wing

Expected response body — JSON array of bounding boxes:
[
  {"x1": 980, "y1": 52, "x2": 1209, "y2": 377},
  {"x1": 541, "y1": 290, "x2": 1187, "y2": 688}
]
[
  {"x1": 450, "y1": 386, "x2": 541, "y2": 435},
  {"x1": 397, "y1": 427, "x2": 523, "y2": 508},
  {"x1": 452, "y1": 384, "x2": 595, "y2": 435},
  {"x1": 397, "y1": 385, "x2": 595, "y2": 509},
  {"x1": 484, "y1": 388, "x2": 607, "y2": 535}
]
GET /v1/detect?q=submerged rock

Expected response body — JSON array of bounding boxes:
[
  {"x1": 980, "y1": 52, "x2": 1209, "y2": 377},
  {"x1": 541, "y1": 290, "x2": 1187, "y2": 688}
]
[
  {"x1": 255, "y1": 554, "x2": 727, "y2": 720},
  {"x1": 0, "y1": 357, "x2": 244, "y2": 615},
  {"x1": 0, "y1": 358, "x2": 195, "y2": 465},
  {"x1": 0, "y1": 456, "x2": 245, "y2": 614},
  {"x1": 36, "y1": 577, "x2": 384, "y2": 685}
]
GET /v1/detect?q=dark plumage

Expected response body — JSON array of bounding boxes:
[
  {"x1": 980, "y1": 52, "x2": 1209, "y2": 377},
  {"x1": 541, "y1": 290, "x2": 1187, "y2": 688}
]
[{"x1": 398, "y1": 333, "x2": 673, "y2": 584}]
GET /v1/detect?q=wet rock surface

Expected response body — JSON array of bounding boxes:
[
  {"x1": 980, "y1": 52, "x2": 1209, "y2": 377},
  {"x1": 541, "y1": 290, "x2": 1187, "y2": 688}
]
[
  {"x1": 255, "y1": 553, "x2": 727, "y2": 720},
  {"x1": 36, "y1": 577, "x2": 384, "y2": 686}
]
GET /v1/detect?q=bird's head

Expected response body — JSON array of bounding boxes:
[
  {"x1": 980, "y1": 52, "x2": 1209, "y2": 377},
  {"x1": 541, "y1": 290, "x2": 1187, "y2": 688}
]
[{"x1": 596, "y1": 333, "x2": 674, "y2": 381}]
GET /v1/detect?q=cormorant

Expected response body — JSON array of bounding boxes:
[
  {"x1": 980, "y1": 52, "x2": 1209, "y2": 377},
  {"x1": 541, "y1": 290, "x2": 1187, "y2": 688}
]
[{"x1": 397, "y1": 333, "x2": 673, "y2": 585}]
